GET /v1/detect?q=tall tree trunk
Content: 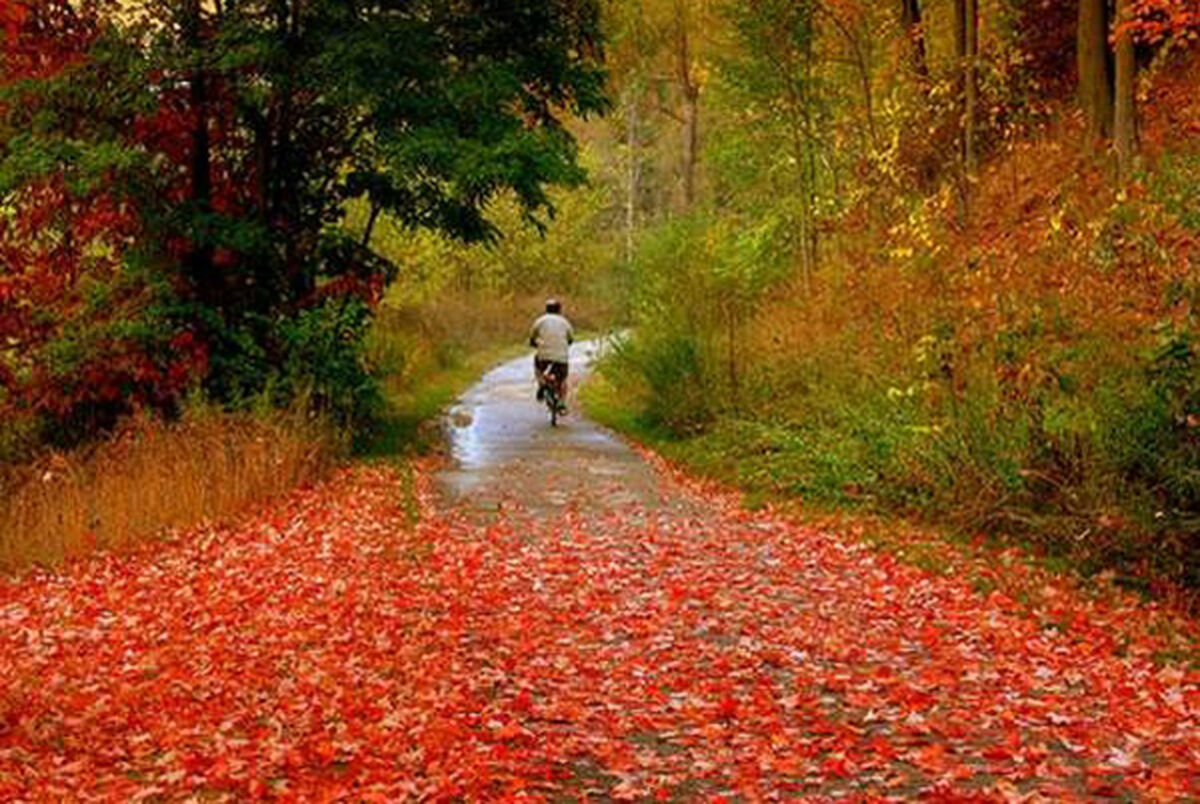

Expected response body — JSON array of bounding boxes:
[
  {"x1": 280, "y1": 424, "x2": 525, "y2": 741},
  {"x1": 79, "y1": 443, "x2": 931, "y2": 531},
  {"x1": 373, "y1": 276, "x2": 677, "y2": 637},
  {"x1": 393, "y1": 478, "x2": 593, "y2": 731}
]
[
  {"x1": 786, "y1": 118, "x2": 813, "y2": 295},
  {"x1": 674, "y1": 0, "x2": 699, "y2": 210},
  {"x1": 800, "y1": 27, "x2": 819, "y2": 282},
  {"x1": 952, "y1": 0, "x2": 979, "y2": 216},
  {"x1": 681, "y1": 88, "x2": 699, "y2": 208},
  {"x1": 624, "y1": 90, "x2": 641, "y2": 266},
  {"x1": 1113, "y1": 0, "x2": 1137, "y2": 179},
  {"x1": 252, "y1": 114, "x2": 271, "y2": 223},
  {"x1": 276, "y1": 0, "x2": 312, "y2": 302},
  {"x1": 1077, "y1": 0, "x2": 1114, "y2": 147},
  {"x1": 184, "y1": 0, "x2": 216, "y2": 304},
  {"x1": 963, "y1": 0, "x2": 978, "y2": 180},
  {"x1": 953, "y1": 0, "x2": 966, "y2": 72},
  {"x1": 899, "y1": 0, "x2": 929, "y2": 81}
]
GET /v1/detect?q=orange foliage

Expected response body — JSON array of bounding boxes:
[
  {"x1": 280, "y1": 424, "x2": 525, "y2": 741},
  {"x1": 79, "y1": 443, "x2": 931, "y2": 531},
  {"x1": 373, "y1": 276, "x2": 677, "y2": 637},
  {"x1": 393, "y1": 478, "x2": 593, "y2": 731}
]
[{"x1": 751, "y1": 55, "x2": 1199, "y2": 403}]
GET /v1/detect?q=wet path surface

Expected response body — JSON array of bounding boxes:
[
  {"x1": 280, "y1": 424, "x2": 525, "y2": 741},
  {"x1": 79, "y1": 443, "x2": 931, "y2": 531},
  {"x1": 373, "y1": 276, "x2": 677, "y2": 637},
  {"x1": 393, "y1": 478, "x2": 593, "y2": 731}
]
[{"x1": 436, "y1": 341, "x2": 678, "y2": 515}]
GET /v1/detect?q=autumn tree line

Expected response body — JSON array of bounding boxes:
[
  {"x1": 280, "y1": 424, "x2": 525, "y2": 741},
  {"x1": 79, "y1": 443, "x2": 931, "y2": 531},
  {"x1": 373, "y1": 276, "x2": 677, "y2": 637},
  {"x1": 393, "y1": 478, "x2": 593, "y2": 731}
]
[
  {"x1": 593, "y1": 0, "x2": 1200, "y2": 591},
  {"x1": 605, "y1": 0, "x2": 1195, "y2": 255}
]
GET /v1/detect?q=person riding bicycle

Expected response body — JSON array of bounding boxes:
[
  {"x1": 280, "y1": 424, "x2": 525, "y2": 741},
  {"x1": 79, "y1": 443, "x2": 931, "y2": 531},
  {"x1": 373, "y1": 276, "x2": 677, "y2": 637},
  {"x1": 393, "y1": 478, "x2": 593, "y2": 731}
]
[{"x1": 529, "y1": 298, "x2": 574, "y2": 410}]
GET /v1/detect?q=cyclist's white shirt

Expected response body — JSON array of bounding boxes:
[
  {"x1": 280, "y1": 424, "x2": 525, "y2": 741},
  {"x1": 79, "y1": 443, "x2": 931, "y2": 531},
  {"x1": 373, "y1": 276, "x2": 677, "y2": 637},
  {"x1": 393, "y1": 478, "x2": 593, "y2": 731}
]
[{"x1": 530, "y1": 313, "x2": 574, "y2": 363}]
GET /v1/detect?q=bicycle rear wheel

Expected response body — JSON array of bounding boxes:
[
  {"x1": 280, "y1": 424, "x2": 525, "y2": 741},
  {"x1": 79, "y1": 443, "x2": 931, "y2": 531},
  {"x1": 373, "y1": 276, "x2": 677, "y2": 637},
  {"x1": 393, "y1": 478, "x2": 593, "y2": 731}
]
[{"x1": 544, "y1": 385, "x2": 560, "y2": 426}]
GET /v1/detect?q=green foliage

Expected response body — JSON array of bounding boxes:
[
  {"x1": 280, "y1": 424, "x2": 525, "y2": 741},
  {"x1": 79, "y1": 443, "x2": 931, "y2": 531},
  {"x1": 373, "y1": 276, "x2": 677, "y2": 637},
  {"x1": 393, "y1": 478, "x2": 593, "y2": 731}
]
[
  {"x1": 1149, "y1": 151, "x2": 1200, "y2": 232},
  {"x1": 599, "y1": 302, "x2": 1200, "y2": 588},
  {"x1": 605, "y1": 332, "x2": 713, "y2": 433},
  {"x1": 2, "y1": 0, "x2": 611, "y2": 448},
  {"x1": 278, "y1": 299, "x2": 382, "y2": 427},
  {"x1": 601, "y1": 209, "x2": 795, "y2": 433},
  {"x1": 352, "y1": 161, "x2": 622, "y2": 304}
]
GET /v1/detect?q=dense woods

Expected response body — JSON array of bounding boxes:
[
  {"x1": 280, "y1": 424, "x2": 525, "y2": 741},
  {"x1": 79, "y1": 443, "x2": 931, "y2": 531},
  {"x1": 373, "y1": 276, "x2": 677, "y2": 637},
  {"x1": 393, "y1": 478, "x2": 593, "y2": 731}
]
[{"x1": 2, "y1": 0, "x2": 1200, "y2": 589}]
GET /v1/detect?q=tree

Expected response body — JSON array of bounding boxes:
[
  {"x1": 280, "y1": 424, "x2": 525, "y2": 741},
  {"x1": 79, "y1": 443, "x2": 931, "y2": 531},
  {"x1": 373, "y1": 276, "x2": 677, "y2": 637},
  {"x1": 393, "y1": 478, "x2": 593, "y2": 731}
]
[
  {"x1": 1, "y1": 0, "x2": 609, "y2": 435},
  {"x1": 899, "y1": 0, "x2": 928, "y2": 82},
  {"x1": 0, "y1": 0, "x2": 207, "y2": 438},
  {"x1": 673, "y1": 0, "x2": 702, "y2": 209},
  {"x1": 1078, "y1": 0, "x2": 1114, "y2": 146},
  {"x1": 722, "y1": 0, "x2": 823, "y2": 287},
  {"x1": 1113, "y1": 0, "x2": 1137, "y2": 179},
  {"x1": 605, "y1": 0, "x2": 656, "y2": 264},
  {"x1": 953, "y1": 0, "x2": 980, "y2": 183}
]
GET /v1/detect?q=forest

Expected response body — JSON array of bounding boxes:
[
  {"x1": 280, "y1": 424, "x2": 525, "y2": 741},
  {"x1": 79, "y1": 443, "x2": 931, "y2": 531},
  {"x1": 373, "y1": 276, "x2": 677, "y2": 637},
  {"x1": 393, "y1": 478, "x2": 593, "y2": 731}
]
[
  {"x1": 1, "y1": 0, "x2": 1199, "y2": 593},
  {"x1": 3, "y1": 1, "x2": 1200, "y2": 799}
]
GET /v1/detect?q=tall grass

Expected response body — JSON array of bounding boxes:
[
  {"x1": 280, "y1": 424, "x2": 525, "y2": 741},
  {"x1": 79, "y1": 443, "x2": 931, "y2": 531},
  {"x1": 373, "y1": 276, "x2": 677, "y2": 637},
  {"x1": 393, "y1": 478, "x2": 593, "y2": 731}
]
[{"x1": 0, "y1": 408, "x2": 338, "y2": 572}]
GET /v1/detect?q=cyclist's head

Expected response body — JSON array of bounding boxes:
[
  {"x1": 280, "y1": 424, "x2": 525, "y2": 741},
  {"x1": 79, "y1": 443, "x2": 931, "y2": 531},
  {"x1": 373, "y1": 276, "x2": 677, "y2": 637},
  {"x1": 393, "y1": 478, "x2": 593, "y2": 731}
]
[{"x1": 545, "y1": 298, "x2": 562, "y2": 314}]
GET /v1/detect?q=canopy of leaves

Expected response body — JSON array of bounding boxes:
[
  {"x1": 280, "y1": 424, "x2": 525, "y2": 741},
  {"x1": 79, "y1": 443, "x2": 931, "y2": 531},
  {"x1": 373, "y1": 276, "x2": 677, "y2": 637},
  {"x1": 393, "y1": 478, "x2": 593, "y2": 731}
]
[{"x1": 0, "y1": 0, "x2": 609, "y2": 442}]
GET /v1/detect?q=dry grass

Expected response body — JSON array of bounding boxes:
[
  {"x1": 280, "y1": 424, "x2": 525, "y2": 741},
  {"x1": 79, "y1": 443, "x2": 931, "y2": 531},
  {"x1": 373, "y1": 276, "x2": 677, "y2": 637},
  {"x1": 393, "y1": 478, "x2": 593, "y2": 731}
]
[{"x1": 0, "y1": 409, "x2": 339, "y2": 572}]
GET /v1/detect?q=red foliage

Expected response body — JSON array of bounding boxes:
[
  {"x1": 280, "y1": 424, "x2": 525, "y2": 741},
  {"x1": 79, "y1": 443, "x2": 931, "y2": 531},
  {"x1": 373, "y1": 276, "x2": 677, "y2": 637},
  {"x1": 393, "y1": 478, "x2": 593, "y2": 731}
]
[
  {"x1": 1122, "y1": 0, "x2": 1200, "y2": 44},
  {"x1": 0, "y1": 463, "x2": 1196, "y2": 798},
  {"x1": 0, "y1": 0, "x2": 97, "y2": 80},
  {"x1": 2, "y1": 0, "x2": 393, "y2": 432},
  {"x1": 0, "y1": 2, "x2": 208, "y2": 428}
]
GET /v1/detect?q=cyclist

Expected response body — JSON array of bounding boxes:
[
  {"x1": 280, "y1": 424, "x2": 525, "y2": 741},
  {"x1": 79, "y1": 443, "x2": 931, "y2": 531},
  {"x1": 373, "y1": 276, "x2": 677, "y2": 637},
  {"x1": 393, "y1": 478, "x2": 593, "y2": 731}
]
[{"x1": 529, "y1": 298, "x2": 574, "y2": 409}]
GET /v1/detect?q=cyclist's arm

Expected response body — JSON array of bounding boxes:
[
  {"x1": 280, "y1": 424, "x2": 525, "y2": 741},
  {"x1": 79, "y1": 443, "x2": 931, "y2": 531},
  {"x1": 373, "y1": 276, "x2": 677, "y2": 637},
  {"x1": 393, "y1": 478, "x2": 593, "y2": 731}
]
[{"x1": 529, "y1": 321, "x2": 539, "y2": 348}]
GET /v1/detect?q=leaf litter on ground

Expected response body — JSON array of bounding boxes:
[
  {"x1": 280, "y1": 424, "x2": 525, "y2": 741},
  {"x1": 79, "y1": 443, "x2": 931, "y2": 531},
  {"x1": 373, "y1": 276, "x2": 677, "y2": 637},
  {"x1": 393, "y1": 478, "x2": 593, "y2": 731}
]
[{"x1": 0, "y1": 458, "x2": 1197, "y2": 800}]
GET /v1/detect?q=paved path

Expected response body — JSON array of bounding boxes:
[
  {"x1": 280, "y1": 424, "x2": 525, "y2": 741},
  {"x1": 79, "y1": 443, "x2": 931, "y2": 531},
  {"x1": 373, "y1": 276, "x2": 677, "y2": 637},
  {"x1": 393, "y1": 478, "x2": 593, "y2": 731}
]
[{"x1": 437, "y1": 341, "x2": 683, "y2": 515}]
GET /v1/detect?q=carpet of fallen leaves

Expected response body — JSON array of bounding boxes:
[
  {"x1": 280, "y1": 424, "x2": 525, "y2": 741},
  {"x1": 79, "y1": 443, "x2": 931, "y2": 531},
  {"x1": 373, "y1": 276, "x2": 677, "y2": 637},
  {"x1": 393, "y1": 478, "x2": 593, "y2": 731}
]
[{"x1": 1, "y1": 462, "x2": 1198, "y2": 801}]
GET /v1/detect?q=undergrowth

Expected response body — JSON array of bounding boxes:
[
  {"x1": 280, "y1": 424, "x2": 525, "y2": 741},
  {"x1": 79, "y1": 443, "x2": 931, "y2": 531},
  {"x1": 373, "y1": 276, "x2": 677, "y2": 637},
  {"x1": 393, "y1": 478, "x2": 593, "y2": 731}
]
[{"x1": 592, "y1": 62, "x2": 1200, "y2": 602}]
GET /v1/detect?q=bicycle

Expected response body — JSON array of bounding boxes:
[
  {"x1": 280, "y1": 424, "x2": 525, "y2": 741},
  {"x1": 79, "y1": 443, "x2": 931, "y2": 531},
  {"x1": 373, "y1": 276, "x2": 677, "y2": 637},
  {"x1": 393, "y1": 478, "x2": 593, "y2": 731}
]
[{"x1": 538, "y1": 366, "x2": 567, "y2": 427}]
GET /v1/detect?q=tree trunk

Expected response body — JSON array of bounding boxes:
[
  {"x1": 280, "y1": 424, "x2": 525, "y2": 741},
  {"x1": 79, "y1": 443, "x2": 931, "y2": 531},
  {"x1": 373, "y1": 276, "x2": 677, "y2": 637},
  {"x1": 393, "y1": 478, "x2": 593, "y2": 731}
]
[
  {"x1": 963, "y1": 0, "x2": 978, "y2": 180},
  {"x1": 849, "y1": 32, "x2": 878, "y2": 149},
  {"x1": 1113, "y1": 0, "x2": 1137, "y2": 179},
  {"x1": 788, "y1": 120, "x2": 813, "y2": 295},
  {"x1": 951, "y1": 0, "x2": 978, "y2": 216},
  {"x1": 800, "y1": 29, "x2": 819, "y2": 282},
  {"x1": 681, "y1": 88, "x2": 699, "y2": 208},
  {"x1": 1077, "y1": 0, "x2": 1113, "y2": 147},
  {"x1": 361, "y1": 203, "x2": 381, "y2": 248},
  {"x1": 277, "y1": 0, "x2": 312, "y2": 302},
  {"x1": 953, "y1": 0, "x2": 966, "y2": 70},
  {"x1": 899, "y1": 0, "x2": 929, "y2": 81},
  {"x1": 675, "y1": 0, "x2": 699, "y2": 210},
  {"x1": 624, "y1": 90, "x2": 641, "y2": 265}
]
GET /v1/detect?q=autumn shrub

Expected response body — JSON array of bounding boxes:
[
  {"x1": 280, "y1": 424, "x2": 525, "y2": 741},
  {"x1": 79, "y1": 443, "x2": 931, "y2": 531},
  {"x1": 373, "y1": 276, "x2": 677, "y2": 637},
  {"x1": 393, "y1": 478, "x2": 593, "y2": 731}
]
[
  {"x1": 276, "y1": 298, "x2": 383, "y2": 427},
  {"x1": 0, "y1": 405, "x2": 339, "y2": 572},
  {"x1": 599, "y1": 108, "x2": 1200, "y2": 591},
  {"x1": 1148, "y1": 151, "x2": 1200, "y2": 232}
]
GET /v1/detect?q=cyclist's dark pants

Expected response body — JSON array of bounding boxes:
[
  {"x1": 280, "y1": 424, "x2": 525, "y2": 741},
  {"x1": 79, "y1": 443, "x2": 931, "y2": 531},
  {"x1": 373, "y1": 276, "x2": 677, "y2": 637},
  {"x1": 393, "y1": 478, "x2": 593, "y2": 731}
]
[{"x1": 535, "y1": 358, "x2": 568, "y2": 391}]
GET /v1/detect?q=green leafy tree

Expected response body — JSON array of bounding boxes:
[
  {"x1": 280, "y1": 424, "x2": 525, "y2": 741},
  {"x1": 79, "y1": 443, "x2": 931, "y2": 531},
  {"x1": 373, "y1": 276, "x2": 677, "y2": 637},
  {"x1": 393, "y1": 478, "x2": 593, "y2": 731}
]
[{"x1": 2, "y1": 0, "x2": 608, "y2": 433}]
